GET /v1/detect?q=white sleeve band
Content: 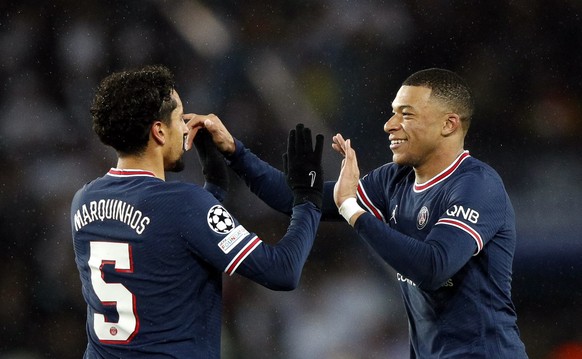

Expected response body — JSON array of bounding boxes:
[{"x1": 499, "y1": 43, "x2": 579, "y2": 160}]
[{"x1": 338, "y1": 197, "x2": 364, "y2": 224}]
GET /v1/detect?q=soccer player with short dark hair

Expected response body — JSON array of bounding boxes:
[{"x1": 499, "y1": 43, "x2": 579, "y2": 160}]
[
  {"x1": 201, "y1": 68, "x2": 529, "y2": 358},
  {"x1": 71, "y1": 65, "x2": 324, "y2": 358}
]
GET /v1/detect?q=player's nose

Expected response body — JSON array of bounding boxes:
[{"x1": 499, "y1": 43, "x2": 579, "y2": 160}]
[{"x1": 384, "y1": 114, "x2": 400, "y2": 134}]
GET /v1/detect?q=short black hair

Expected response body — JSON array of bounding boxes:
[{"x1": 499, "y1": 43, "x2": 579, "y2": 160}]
[
  {"x1": 403, "y1": 68, "x2": 474, "y2": 129},
  {"x1": 91, "y1": 65, "x2": 177, "y2": 155}
]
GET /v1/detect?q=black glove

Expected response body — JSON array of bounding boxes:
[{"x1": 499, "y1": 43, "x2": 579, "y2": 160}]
[
  {"x1": 194, "y1": 129, "x2": 229, "y2": 199},
  {"x1": 283, "y1": 123, "x2": 324, "y2": 209}
]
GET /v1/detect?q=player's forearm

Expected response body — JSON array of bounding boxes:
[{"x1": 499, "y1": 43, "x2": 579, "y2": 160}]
[
  {"x1": 353, "y1": 213, "x2": 464, "y2": 291},
  {"x1": 320, "y1": 182, "x2": 344, "y2": 221},
  {"x1": 247, "y1": 202, "x2": 321, "y2": 290},
  {"x1": 226, "y1": 138, "x2": 294, "y2": 214},
  {"x1": 226, "y1": 139, "x2": 340, "y2": 220}
]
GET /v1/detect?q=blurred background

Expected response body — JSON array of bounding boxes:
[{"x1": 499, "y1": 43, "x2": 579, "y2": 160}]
[{"x1": 1, "y1": 0, "x2": 582, "y2": 358}]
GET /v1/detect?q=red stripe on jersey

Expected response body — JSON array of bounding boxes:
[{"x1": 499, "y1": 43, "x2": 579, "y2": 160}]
[
  {"x1": 225, "y1": 236, "x2": 262, "y2": 275},
  {"x1": 436, "y1": 218, "x2": 483, "y2": 254},
  {"x1": 108, "y1": 168, "x2": 156, "y2": 177},
  {"x1": 357, "y1": 182, "x2": 385, "y2": 222},
  {"x1": 414, "y1": 151, "x2": 470, "y2": 192}
]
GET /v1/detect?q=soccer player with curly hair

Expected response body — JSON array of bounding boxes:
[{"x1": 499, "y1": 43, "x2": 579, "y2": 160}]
[{"x1": 71, "y1": 65, "x2": 324, "y2": 358}]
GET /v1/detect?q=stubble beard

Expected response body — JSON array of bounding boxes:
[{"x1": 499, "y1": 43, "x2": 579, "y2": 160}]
[
  {"x1": 167, "y1": 156, "x2": 185, "y2": 172},
  {"x1": 167, "y1": 138, "x2": 186, "y2": 172}
]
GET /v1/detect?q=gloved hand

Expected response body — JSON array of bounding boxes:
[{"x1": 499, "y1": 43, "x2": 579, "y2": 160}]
[
  {"x1": 283, "y1": 123, "x2": 324, "y2": 209},
  {"x1": 194, "y1": 129, "x2": 229, "y2": 201}
]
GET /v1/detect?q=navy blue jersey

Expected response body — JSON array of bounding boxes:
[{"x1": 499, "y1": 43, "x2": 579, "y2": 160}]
[
  {"x1": 71, "y1": 168, "x2": 320, "y2": 358},
  {"x1": 227, "y1": 141, "x2": 528, "y2": 358},
  {"x1": 355, "y1": 151, "x2": 527, "y2": 358}
]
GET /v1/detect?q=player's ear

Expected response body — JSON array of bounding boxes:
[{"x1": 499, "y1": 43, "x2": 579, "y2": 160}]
[
  {"x1": 151, "y1": 120, "x2": 166, "y2": 145},
  {"x1": 442, "y1": 113, "x2": 461, "y2": 137}
]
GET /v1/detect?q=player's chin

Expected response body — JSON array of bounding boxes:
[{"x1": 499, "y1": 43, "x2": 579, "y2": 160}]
[
  {"x1": 167, "y1": 157, "x2": 186, "y2": 173},
  {"x1": 392, "y1": 153, "x2": 410, "y2": 166}
]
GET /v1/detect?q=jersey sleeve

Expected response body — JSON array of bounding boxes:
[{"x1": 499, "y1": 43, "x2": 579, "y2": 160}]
[
  {"x1": 226, "y1": 138, "x2": 294, "y2": 215},
  {"x1": 182, "y1": 184, "x2": 321, "y2": 290},
  {"x1": 356, "y1": 164, "x2": 396, "y2": 223},
  {"x1": 234, "y1": 202, "x2": 321, "y2": 290},
  {"x1": 353, "y1": 212, "x2": 477, "y2": 291},
  {"x1": 352, "y1": 167, "x2": 511, "y2": 291},
  {"x1": 226, "y1": 138, "x2": 339, "y2": 220},
  {"x1": 435, "y1": 169, "x2": 509, "y2": 255}
]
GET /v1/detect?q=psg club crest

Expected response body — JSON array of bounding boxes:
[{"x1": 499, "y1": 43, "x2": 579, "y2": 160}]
[
  {"x1": 416, "y1": 206, "x2": 430, "y2": 230},
  {"x1": 207, "y1": 205, "x2": 235, "y2": 234}
]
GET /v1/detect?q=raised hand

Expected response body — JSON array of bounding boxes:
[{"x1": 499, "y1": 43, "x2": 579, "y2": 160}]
[
  {"x1": 283, "y1": 123, "x2": 324, "y2": 209},
  {"x1": 333, "y1": 134, "x2": 365, "y2": 225},
  {"x1": 193, "y1": 128, "x2": 229, "y2": 194},
  {"x1": 184, "y1": 113, "x2": 235, "y2": 155}
]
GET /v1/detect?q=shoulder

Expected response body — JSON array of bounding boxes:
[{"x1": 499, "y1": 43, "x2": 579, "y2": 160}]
[
  {"x1": 140, "y1": 179, "x2": 203, "y2": 194},
  {"x1": 141, "y1": 181, "x2": 224, "y2": 235},
  {"x1": 446, "y1": 156, "x2": 509, "y2": 204},
  {"x1": 149, "y1": 180, "x2": 217, "y2": 205},
  {"x1": 363, "y1": 162, "x2": 413, "y2": 191},
  {"x1": 71, "y1": 176, "x2": 106, "y2": 205},
  {"x1": 365, "y1": 162, "x2": 412, "y2": 180},
  {"x1": 456, "y1": 156, "x2": 505, "y2": 187}
]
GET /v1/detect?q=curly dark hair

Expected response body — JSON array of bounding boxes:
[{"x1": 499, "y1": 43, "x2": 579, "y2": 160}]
[
  {"x1": 403, "y1": 68, "x2": 474, "y2": 132},
  {"x1": 91, "y1": 65, "x2": 177, "y2": 155}
]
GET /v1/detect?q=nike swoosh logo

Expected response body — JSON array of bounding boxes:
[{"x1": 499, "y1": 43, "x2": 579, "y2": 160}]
[{"x1": 309, "y1": 171, "x2": 316, "y2": 187}]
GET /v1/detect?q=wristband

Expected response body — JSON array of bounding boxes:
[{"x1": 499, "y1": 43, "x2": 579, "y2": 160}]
[{"x1": 338, "y1": 197, "x2": 364, "y2": 224}]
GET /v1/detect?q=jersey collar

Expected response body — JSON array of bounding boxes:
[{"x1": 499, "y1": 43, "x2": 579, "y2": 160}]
[
  {"x1": 413, "y1": 151, "x2": 470, "y2": 193},
  {"x1": 107, "y1": 168, "x2": 156, "y2": 178}
]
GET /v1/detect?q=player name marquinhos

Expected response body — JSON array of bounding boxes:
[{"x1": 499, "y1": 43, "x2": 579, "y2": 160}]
[{"x1": 73, "y1": 198, "x2": 151, "y2": 234}]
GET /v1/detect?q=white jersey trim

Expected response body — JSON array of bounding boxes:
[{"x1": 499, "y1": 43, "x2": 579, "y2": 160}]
[
  {"x1": 107, "y1": 168, "x2": 156, "y2": 178},
  {"x1": 356, "y1": 180, "x2": 386, "y2": 223},
  {"x1": 436, "y1": 218, "x2": 483, "y2": 255},
  {"x1": 414, "y1": 151, "x2": 470, "y2": 193},
  {"x1": 224, "y1": 236, "x2": 262, "y2": 275}
]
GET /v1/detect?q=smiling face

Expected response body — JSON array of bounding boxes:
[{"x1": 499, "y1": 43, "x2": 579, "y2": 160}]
[{"x1": 384, "y1": 85, "x2": 453, "y2": 169}]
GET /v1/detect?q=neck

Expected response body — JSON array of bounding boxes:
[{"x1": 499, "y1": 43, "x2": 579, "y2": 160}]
[
  {"x1": 414, "y1": 147, "x2": 465, "y2": 184},
  {"x1": 116, "y1": 155, "x2": 165, "y2": 180}
]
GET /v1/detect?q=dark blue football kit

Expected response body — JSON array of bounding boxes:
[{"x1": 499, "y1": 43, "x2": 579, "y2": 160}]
[
  {"x1": 71, "y1": 168, "x2": 320, "y2": 358},
  {"x1": 226, "y1": 139, "x2": 528, "y2": 358}
]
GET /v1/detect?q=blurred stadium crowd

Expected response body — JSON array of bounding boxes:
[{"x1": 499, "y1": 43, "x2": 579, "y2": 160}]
[{"x1": 1, "y1": 0, "x2": 582, "y2": 358}]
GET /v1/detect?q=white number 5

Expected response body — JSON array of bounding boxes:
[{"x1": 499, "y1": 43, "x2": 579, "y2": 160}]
[{"x1": 88, "y1": 241, "x2": 138, "y2": 343}]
